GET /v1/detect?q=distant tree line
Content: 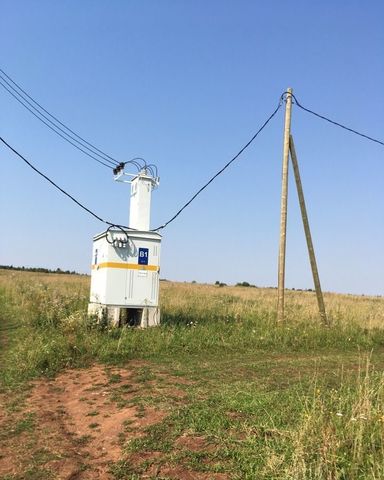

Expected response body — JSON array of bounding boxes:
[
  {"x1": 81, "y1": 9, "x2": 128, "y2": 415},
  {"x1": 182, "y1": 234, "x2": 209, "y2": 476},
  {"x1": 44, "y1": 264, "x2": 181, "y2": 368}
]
[{"x1": 0, "y1": 265, "x2": 82, "y2": 275}]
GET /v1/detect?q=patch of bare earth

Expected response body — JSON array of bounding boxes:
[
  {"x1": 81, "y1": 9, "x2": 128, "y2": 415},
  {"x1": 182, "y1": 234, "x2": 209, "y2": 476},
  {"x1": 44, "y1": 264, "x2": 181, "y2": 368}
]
[
  {"x1": 0, "y1": 362, "x2": 178, "y2": 479},
  {"x1": 154, "y1": 467, "x2": 228, "y2": 480},
  {"x1": 1, "y1": 363, "x2": 228, "y2": 479},
  {"x1": 131, "y1": 434, "x2": 228, "y2": 480},
  {"x1": 0, "y1": 362, "x2": 228, "y2": 480}
]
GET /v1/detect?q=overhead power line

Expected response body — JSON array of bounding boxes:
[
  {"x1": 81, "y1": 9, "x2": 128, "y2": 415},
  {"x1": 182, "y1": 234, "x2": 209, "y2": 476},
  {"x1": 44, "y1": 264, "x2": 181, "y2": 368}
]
[
  {"x1": 152, "y1": 101, "x2": 283, "y2": 231},
  {"x1": 2, "y1": 91, "x2": 383, "y2": 234},
  {"x1": 287, "y1": 92, "x2": 384, "y2": 147},
  {"x1": 0, "y1": 136, "x2": 129, "y2": 230},
  {"x1": 153, "y1": 92, "x2": 384, "y2": 231},
  {"x1": 0, "y1": 101, "x2": 280, "y2": 232},
  {"x1": 0, "y1": 79, "x2": 113, "y2": 170},
  {"x1": 0, "y1": 68, "x2": 120, "y2": 168}
]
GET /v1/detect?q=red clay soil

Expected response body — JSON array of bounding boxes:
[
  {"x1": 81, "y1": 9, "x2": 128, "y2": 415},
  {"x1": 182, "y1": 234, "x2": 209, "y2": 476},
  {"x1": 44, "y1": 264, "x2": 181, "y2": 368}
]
[
  {"x1": 0, "y1": 362, "x2": 228, "y2": 480},
  {"x1": 175, "y1": 434, "x2": 217, "y2": 453},
  {"x1": 148, "y1": 465, "x2": 228, "y2": 480},
  {"x1": 0, "y1": 363, "x2": 166, "y2": 479}
]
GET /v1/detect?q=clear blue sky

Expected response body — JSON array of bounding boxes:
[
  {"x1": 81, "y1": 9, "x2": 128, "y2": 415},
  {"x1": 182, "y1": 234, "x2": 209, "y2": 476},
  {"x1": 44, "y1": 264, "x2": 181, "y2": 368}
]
[{"x1": 0, "y1": 0, "x2": 383, "y2": 295}]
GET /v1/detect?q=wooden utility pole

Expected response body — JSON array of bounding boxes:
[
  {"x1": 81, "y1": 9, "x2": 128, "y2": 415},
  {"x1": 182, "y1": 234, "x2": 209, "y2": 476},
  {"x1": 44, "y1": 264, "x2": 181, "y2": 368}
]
[
  {"x1": 277, "y1": 88, "x2": 293, "y2": 322},
  {"x1": 289, "y1": 136, "x2": 329, "y2": 325}
]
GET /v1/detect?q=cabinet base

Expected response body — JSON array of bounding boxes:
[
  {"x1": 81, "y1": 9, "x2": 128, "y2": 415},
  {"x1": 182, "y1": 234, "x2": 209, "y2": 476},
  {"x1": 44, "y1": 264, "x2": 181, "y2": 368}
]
[{"x1": 88, "y1": 303, "x2": 160, "y2": 328}]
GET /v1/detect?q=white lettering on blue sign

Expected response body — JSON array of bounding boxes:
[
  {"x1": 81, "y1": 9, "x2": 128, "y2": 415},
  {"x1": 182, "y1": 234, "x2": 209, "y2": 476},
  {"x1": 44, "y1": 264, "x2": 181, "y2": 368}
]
[{"x1": 138, "y1": 248, "x2": 149, "y2": 265}]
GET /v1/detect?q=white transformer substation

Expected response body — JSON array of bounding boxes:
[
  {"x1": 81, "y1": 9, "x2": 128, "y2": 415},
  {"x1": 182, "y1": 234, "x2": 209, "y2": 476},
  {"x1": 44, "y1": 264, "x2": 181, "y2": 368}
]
[{"x1": 88, "y1": 165, "x2": 161, "y2": 327}]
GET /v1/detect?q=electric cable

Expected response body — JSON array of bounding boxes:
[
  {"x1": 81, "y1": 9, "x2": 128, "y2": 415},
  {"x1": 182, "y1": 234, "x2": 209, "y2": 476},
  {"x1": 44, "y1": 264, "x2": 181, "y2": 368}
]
[
  {"x1": 0, "y1": 99, "x2": 280, "y2": 233},
  {"x1": 0, "y1": 68, "x2": 160, "y2": 174},
  {"x1": 147, "y1": 164, "x2": 158, "y2": 177},
  {"x1": 0, "y1": 136, "x2": 132, "y2": 233},
  {"x1": 2, "y1": 90, "x2": 382, "y2": 235},
  {"x1": 152, "y1": 100, "x2": 283, "y2": 231},
  {"x1": 126, "y1": 157, "x2": 148, "y2": 170},
  {"x1": 0, "y1": 68, "x2": 121, "y2": 166},
  {"x1": 284, "y1": 91, "x2": 384, "y2": 147},
  {"x1": 127, "y1": 158, "x2": 144, "y2": 170},
  {"x1": 105, "y1": 225, "x2": 130, "y2": 245},
  {"x1": 0, "y1": 79, "x2": 114, "y2": 170}
]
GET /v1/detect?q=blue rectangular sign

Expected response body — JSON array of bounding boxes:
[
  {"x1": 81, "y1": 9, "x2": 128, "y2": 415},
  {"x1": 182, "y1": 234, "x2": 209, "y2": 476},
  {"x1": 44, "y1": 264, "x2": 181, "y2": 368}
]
[{"x1": 138, "y1": 247, "x2": 149, "y2": 265}]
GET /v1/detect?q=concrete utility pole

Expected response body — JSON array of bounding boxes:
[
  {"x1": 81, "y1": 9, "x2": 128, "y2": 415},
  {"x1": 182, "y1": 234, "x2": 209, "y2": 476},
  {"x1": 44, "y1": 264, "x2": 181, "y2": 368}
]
[
  {"x1": 277, "y1": 88, "x2": 293, "y2": 322},
  {"x1": 289, "y1": 136, "x2": 329, "y2": 325}
]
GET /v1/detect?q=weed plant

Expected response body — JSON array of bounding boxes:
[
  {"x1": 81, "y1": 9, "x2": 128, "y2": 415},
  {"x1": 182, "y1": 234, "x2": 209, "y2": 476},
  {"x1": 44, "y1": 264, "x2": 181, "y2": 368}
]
[
  {"x1": 1, "y1": 270, "x2": 383, "y2": 386},
  {"x1": 1, "y1": 270, "x2": 384, "y2": 478}
]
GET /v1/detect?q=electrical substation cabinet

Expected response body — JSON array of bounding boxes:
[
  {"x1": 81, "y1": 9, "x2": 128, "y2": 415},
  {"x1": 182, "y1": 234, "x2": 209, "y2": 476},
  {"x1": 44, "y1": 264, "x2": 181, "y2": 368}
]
[{"x1": 88, "y1": 228, "x2": 161, "y2": 327}]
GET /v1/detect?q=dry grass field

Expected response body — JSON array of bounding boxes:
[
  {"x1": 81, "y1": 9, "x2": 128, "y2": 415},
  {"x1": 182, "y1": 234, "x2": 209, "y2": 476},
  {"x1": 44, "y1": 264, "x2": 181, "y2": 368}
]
[{"x1": 1, "y1": 269, "x2": 384, "y2": 479}]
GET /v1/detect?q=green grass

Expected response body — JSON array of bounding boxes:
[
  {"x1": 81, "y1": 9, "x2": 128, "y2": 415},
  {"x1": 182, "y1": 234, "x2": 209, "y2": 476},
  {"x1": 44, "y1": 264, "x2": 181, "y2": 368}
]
[
  {"x1": 86, "y1": 410, "x2": 100, "y2": 417},
  {"x1": 1, "y1": 270, "x2": 384, "y2": 479},
  {"x1": 119, "y1": 356, "x2": 384, "y2": 479},
  {"x1": 1, "y1": 270, "x2": 383, "y2": 388},
  {"x1": 88, "y1": 422, "x2": 100, "y2": 429},
  {"x1": 1, "y1": 303, "x2": 383, "y2": 389}
]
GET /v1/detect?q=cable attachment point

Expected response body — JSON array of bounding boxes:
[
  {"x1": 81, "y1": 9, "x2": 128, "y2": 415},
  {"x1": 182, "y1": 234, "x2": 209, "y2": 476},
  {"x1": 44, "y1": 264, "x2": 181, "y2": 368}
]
[
  {"x1": 280, "y1": 91, "x2": 296, "y2": 105},
  {"x1": 106, "y1": 225, "x2": 130, "y2": 247},
  {"x1": 113, "y1": 162, "x2": 125, "y2": 175}
]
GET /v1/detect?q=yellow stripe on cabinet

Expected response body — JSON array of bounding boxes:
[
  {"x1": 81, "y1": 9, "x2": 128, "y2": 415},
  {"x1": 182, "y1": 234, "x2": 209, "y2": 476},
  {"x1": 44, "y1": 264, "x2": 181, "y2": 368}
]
[{"x1": 92, "y1": 262, "x2": 158, "y2": 271}]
